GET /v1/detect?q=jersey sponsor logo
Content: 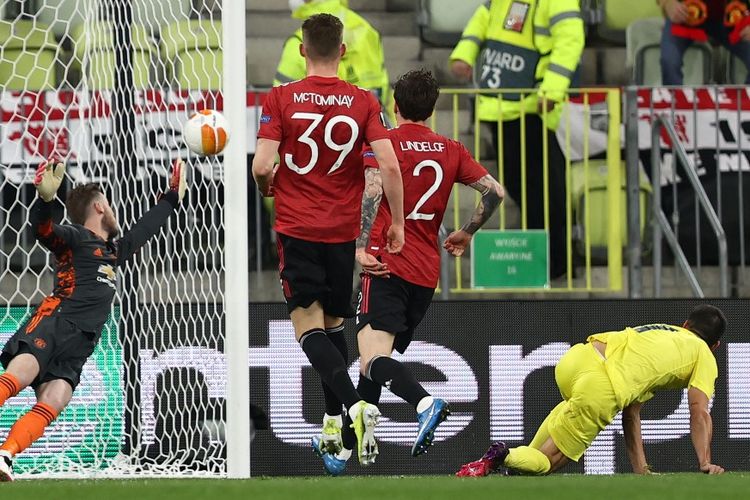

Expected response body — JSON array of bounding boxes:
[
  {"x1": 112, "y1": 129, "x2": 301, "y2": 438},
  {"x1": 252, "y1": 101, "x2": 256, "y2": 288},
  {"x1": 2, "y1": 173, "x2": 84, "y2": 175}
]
[
  {"x1": 97, "y1": 264, "x2": 117, "y2": 289},
  {"x1": 504, "y1": 1, "x2": 530, "y2": 32},
  {"x1": 93, "y1": 248, "x2": 103, "y2": 257},
  {"x1": 34, "y1": 338, "x2": 47, "y2": 349},
  {"x1": 260, "y1": 114, "x2": 272, "y2": 124},
  {"x1": 399, "y1": 141, "x2": 446, "y2": 153},
  {"x1": 363, "y1": 151, "x2": 376, "y2": 158},
  {"x1": 293, "y1": 92, "x2": 354, "y2": 108}
]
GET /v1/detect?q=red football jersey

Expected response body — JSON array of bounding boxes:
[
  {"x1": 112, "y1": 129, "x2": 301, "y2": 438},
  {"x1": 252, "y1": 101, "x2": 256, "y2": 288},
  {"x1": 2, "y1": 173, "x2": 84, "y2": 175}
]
[
  {"x1": 364, "y1": 123, "x2": 487, "y2": 288},
  {"x1": 258, "y1": 76, "x2": 388, "y2": 243}
]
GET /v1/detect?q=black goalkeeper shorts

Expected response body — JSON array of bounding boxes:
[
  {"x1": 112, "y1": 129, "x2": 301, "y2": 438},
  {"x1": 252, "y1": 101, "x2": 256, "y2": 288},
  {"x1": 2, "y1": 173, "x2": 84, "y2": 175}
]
[
  {"x1": 1, "y1": 314, "x2": 97, "y2": 390},
  {"x1": 355, "y1": 273, "x2": 435, "y2": 354},
  {"x1": 276, "y1": 233, "x2": 356, "y2": 318}
]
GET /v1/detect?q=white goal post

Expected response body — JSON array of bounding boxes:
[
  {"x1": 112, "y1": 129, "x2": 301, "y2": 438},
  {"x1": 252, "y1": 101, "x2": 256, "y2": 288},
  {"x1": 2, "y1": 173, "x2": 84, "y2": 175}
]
[{"x1": 0, "y1": 0, "x2": 250, "y2": 477}]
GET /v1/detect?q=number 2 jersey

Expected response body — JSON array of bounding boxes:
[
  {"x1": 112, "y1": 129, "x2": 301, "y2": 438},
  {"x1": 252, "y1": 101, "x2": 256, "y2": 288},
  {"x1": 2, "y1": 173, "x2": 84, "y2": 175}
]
[
  {"x1": 257, "y1": 75, "x2": 389, "y2": 243},
  {"x1": 364, "y1": 123, "x2": 488, "y2": 288}
]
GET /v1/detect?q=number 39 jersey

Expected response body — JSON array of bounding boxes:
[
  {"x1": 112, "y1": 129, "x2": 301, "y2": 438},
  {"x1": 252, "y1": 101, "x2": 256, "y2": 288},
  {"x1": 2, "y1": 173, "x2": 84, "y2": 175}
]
[
  {"x1": 258, "y1": 75, "x2": 389, "y2": 243},
  {"x1": 364, "y1": 123, "x2": 487, "y2": 288}
]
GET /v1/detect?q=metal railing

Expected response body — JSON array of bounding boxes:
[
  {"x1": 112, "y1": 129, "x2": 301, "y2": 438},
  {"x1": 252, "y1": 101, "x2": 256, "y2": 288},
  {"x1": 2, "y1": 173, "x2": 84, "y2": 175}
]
[
  {"x1": 624, "y1": 86, "x2": 747, "y2": 298},
  {"x1": 650, "y1": 116, "x2": 729, "y2": 297},
  {"x1": 431, "y1": 87, "x2": 623, "y2": 294}
]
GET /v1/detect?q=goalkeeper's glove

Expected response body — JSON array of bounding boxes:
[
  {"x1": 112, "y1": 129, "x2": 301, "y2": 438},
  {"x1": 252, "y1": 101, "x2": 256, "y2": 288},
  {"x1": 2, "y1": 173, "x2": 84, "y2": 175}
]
[
  {"x1": 169, "y1": 158, "x2": 187, "y2": 202},
  {"x1": 34, "y1": 160, "x2": 65, "y2": 202}
]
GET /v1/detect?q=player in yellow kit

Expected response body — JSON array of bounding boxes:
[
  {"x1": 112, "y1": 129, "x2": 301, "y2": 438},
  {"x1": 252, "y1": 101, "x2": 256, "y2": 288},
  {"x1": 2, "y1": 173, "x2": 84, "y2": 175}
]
[{"x1": 457, "y1": 305, "x2": 727, "y2": 476}]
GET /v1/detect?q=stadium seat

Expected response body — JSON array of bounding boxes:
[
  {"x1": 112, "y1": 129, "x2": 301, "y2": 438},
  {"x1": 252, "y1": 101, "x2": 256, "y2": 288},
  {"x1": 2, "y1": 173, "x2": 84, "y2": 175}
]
[
  {"x1": 598, "y1": 0, "x2": 663, "y2": 44},
  {"x1": 160, "y1": 20, "x2": 222, "y2": 90},
  {"x1": 417, "y1": 0, "x2": 486, "y2": 47},
  {"x1": 0, "y1": 20, "x2": 59, "y2": 91},
  {"x1": 724, "y1": 49, "x2": 749, "y2": 84},
  {"x1": 71, "y1": 22, "x2": 154, "y2": 89},
  {"x1": 627, "y1": 18, "x2": 712, "y2": 85},
  {"x1": 571, "y1": 159, "x2": 652, "y2": 253}
]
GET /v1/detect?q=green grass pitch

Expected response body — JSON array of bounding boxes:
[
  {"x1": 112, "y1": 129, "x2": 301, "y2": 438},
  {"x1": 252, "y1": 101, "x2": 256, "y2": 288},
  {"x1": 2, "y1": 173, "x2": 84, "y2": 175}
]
[{"x1": 1, "y1": 474, "x2": 748, "y2": 500}]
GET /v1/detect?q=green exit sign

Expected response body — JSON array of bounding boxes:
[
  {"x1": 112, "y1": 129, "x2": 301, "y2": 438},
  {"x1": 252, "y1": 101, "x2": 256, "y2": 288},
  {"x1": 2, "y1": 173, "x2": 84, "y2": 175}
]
[{"x1": 471, "y1": 230, "x2": 549, "y2": 288}]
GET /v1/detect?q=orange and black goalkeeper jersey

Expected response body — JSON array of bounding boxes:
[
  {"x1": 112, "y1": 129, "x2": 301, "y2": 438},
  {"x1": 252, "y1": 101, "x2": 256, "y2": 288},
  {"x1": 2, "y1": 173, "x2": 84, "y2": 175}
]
[{"x1": 27, "y1": 191, "x2": 178, "y2": 335}]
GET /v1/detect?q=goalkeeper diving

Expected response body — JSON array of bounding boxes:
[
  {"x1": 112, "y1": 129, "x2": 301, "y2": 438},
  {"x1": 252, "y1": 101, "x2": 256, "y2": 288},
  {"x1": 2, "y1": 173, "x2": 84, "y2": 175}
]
[{"x1": 0, "y1": 159, "x2": 187, "y2": 482}]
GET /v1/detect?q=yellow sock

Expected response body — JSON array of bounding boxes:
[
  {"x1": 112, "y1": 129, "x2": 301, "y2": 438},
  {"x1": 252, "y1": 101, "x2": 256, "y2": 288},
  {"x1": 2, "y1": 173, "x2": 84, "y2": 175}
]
[{"x1": 504, "y1": 446, "x2": 551, "y2": 475}]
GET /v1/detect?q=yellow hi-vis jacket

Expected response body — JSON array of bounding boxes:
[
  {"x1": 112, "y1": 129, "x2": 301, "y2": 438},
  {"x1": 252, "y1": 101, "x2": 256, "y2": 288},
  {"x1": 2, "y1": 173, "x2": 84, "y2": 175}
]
[
  {"x1": 273, "y1": 0, "x2": 390, "y2": 109},
  {"x1": 449, "y1": 0, "x2": 584, "y2": 128}
]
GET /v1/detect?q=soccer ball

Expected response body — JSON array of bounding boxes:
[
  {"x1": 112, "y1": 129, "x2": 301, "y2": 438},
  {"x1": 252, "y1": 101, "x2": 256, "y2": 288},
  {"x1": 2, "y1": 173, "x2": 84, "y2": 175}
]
[{"x1": 183, "y1": 109, "x2": 231, "y2": 156}]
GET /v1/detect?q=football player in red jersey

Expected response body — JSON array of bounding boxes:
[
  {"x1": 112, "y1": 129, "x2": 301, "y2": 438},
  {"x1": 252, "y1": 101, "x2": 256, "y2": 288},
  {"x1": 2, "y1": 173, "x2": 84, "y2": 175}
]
[
  {"x1": 252, "y1": 13, "x2": 405, "y2": 466},
  {"x1": 313, "y1": 69, "x2": 504, "y2": 475}
]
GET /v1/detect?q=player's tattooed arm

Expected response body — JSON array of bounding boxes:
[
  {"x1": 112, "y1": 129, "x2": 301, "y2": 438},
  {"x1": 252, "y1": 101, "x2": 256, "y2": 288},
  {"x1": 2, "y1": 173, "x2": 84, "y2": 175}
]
[
  {"x1": 356, "y1": 167, "x2": 390, "y2": 277},
  {"x1": 443, "y1": 174, "x2": 504, "y2": 257},
  {"x1": 462, "y1": 174, "x2": 504, "y2": 234},
  {"x1": 356, "y1": 167, "x2": 383, "y2": 250}
]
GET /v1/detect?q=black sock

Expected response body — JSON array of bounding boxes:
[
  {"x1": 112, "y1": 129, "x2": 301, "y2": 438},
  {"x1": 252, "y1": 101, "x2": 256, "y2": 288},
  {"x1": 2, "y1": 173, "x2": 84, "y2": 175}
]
[
  {"x1": 321, "y1": 324, "x2": 348, "y2": 416},
  {"x1": 368, "y1": 355, "x2": 429, "y2": 410},
  {"x1": 299, "y1": 329, "x2": 360, "y2": 409},
  {"x1": 341, "y1": 374, "x2": 382, "y2": 451}
]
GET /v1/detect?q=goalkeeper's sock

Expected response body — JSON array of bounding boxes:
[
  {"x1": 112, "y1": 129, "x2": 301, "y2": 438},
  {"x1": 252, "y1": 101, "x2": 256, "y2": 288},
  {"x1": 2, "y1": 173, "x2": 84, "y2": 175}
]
[
  {"x1": 299, "y1": 329, "x2": 360, "y2": 409},
  {"x1": 367, "y1": 355, "x2": 429, "y2": 409},
  {"x1": 321, "y1": 324, "x2": 348, "y2": 416},
  {"x1": 503, "y1": 446, "x2": 551, "y2": 475},
  {"x1": 0, "y1": 373, "x2": 21, "y2": 407},
  {"x1": 0, "y1": 402, "x2": 58, "y2": 456}
]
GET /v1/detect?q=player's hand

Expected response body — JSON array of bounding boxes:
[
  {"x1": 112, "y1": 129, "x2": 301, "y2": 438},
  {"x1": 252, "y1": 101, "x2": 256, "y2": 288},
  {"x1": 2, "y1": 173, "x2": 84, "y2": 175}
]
[
  {"x1": 450, "y1": 60, "x2": 473, "y2": 82},
  {"x1": 443, "y1": 229, "x2": 472, "y2": 257},
  {"x1": 259, "y1": 164, "x2": 279, "y2": 197},
  {"x1": 169, "y1": 158, "x2": 188, "y2": 202},
  {"x1": 386, "y1": 223, "x2": 404, "y2": 254},
  {"x1": 741, "y1": 25, "x2": 750, "y2": 42},
  {"x1": 34, "y1": 159, "x2": 65, "y2": 202},
  {"x1": 356, "y1": 248, "x2": 390, "y2": 277},
  {"x1": 664, "y1": 0, "x2": 688, "y2": 24},
  {"x1": 700, "y1": 463, "x2": 725, "y2": 475}
]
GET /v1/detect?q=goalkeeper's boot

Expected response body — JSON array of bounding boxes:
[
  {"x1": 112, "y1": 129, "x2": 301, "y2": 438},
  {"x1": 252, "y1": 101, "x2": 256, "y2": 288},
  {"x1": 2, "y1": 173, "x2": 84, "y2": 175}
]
[
  {"x1": 0, "y1": 451, "x2": 13, "y2": 482},
  {"x1": 411, "y1": 398, "x2": 451, "y2": 457},
  {"x1": 455, "y1": 442, "x2": 509, "y2": 477},
  {"x1": 311, "y1": 436, "x2": 347, "y2": 476},
  {"x1": 351, "y1": 401, "x2": 381, "y2": 466},
  {"x1": 320, "y1": 415, "x2": 343, "y2": 455}
]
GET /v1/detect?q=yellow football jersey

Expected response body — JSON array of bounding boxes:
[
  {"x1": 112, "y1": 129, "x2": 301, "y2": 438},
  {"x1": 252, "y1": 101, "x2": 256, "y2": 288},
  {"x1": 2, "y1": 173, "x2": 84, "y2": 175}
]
[{"x1": 587, "y1": 324, "x2": 718, "y2": 408}]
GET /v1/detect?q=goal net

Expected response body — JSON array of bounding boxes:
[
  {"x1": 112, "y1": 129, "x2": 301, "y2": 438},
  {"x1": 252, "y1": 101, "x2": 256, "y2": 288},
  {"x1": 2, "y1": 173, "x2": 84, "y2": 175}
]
[{"x1": 0, "y1": 0, "x2": 245, "y2": 477}]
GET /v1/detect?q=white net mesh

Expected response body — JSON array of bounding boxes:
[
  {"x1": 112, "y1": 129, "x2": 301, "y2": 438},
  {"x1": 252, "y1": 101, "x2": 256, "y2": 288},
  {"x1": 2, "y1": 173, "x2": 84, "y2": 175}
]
[{"x1": 0, "y1": 0, "x2": 231, "y2": 477}]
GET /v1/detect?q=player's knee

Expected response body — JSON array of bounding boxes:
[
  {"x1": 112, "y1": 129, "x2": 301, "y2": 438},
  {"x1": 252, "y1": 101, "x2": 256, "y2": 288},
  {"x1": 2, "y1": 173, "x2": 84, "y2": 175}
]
[
  {"x1": 35, "y1": 380, "x2": 73, "y2": 413},
  {"x1": 6, "y1": 353, "x2": 41, "y2": 388},
  {"x1": 357, "y1": 327, "x2": 394, "y2": 373}
]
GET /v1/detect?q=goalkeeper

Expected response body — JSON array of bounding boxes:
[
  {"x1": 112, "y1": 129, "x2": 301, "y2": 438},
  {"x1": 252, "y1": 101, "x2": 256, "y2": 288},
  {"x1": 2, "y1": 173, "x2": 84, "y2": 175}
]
[{"x1": 0, "y1": 159, "x2": 186, "y2": 482}]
